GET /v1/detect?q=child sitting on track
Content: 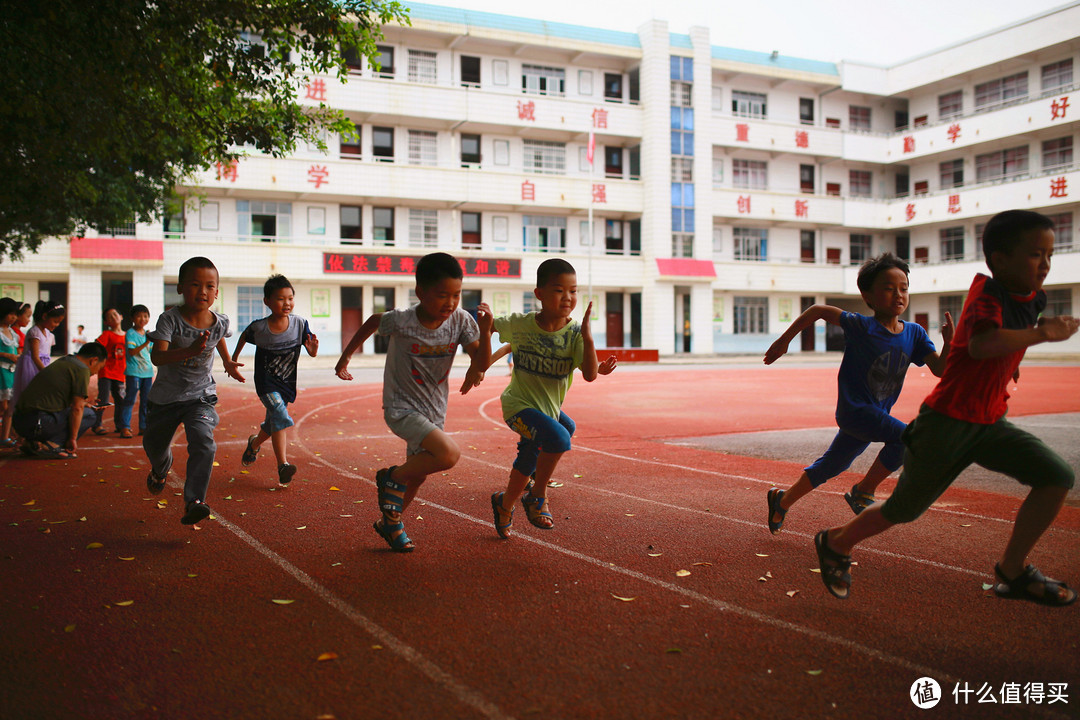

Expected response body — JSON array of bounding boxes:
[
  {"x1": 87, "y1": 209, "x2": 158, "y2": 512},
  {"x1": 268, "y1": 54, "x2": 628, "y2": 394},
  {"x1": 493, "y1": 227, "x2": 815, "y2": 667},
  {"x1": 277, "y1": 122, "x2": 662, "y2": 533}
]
[
  {"x1": 335, "y1": 252, "x2": 490, "y2": 552},
  {"x1": 763, "y1": 253, "x2": 951, "y2": 533},
  {"x1": 232, "y1": 274, "x2": 318, "y2": 486},
  {"x1": 486, "y1": 258, "x2": 617, "y2": 539},
  {"x1": 814, "y1": 210, "x2": 1078, "y2": 605}
]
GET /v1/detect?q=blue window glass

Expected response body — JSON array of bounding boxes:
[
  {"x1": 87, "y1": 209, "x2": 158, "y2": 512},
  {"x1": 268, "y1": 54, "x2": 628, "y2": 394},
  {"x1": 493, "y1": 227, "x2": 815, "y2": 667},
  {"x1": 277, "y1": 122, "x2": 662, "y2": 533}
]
[
  {"x1": 682, "y1": 108, "x2": 694, "y2": 131},
  {"x1": 671, "y1": 182, "x2": 683, "y2": 206},
  {"x1": 671, "y1": 131, "x2": 682, "y2": 155},
  {"x1": 670, "y1": 106, "x2": 682, "y2": 129},
  {"x1": 683, "y1": 183, "x2": 695, "y2": 207},
  {"x1": 682, "y1": 132, "x2": 694, "y2": 155},
  {"x1": 682, "y1": 57, "x2": 693, "y2": 82},
  {"x1": 684, "y1": 209, "x2": 695, "y2": 227},
  {"x1": 671, "y1": 208, "x2": 682, "y2": 232},
  {"x1": 670, "y1": 56, "x2": 681, "y2": 79}
]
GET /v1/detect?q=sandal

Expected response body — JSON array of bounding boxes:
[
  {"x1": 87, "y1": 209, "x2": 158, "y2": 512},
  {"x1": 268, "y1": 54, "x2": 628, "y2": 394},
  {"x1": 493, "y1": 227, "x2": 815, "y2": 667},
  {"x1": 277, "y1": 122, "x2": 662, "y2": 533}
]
[
  {"x1": 373, "y1": 519, "x2": 414, "y2": 552},
  {"x1": 0, "y1": 438, "x2": 16, "y2": 449},
  {"x1": 491, "y1": 492, "x2": 513, "y2": 539},
  {"x1": 375, "y1": 467, "x2": 403, "y2": 514},
  {"x1": 843, "y1": 483, "x2": 876, "y2": 515},
  {"x1": 521, "y1": 493, "x2": 554, "y2": 529},
  {"x1": 814, "y1": 530, "x2": 852, "y2": 599},
  {"x1": 91, "y1": 427, "x2": 109, "y2": 436},
  {"x1": 241, "y1": 434, "x2": 260, "y2": 466},
  {"x1": 119, "y1": 428, "x2": 134, "y2": 439},
  {"x1": 994, "y1": 564, "x2": 1076, "y2": 607},
  {"x1": 767, "y1": 488, "x2": 787, "y2": 534}
]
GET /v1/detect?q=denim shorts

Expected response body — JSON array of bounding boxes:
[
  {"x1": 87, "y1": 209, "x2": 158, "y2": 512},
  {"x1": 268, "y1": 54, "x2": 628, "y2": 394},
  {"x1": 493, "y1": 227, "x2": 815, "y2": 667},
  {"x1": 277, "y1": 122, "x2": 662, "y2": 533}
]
[{"x1": 259, "y1": 392, "x2": 295, "y2": 434}]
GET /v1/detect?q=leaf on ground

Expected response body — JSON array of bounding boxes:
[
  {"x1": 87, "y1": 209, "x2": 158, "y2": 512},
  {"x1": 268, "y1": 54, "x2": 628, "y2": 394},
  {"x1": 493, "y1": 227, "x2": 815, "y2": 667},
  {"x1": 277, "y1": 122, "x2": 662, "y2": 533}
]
[
  {"x1": 624, "y1": 513, "x2": 635, "y2": 517},
  {"x1": 118, "y1": 557, "x2": 135, "y2": 561},
  {"x1": 692, "y1": 562, "x2": 712, "y2": 567},
  {"x1": 86, "y1": 542, "x2": 103, "y2": 549},
  {"x1": 104, "y1": 449, "x2": 115, "y2": 454},
  {"x1": 129, "y1": 467, "x2": 140, "y2": 470},
  {"x1": 786, "y1": 590, "x2": 800, "y2": 598},
  {"x1": 665, "y1": 648, "x2": 682, "y2": 654},
  {"x1": 611, "y1": 594, "x2": 637, "y2": 602},
  {"x1": 647, "y1": 552, "x2": 663, "y2": 557},
  {"x1": 187, "y1": 574, "x2": 197, "y2": 578},
  {"x1": 240, "y1": 470, "x2": 249, "y2": 474},
  {"x1": 765, "y1": 571, "x2": 773, "y2": 578},
  {"x1": 23, "y1": 500, "x2": 35, "y2": 506},
  {"x1": 758, "y1": 576, "x2": 768, "y2": 582},
  {"x1": 296, "y1": 526, "x2": 307, "y2": 530},
  {"x1": 64, "y1": 624, "x2": 76, "y2": 633},
  {"x1": 981, "y1": 583, "x2": 994, "y2": 591},
  {"x1": 548, "y1": 482, "x2": 564, "y2": 488},
  {"x1": 79, "y1": 517, "x2": 87, "y2": 522},
  {"x1": 960, "y1": 523, "x2": 972, "y2": 527},
  {"x1": 806, "y1": 669, "x2": 822, "y2": 676},
  {"x1": 371, "y1": 645, "x2": 383, "y2": 651},
  {"x1": 316, "y1": 652, "x2": 338, "y2": 662},
  {"x1": 675, "y1": 570, "x2": 691, "y2": 577},
  {"x1": 271, "y1": 599, "x2": 295, "y2": 605},
  {"x1": 114, "y1": 600, "x2": 134, "y2": 606},
  {"x1": 755, "y1": 553, "x2": 769, "y2": 557},
  {"x1": 416, "y1": 516, "x2": 423, "y2": 520},
  {"x1": 810, "y1": 568, "x2": 821, "y2": 574},
  {"x1": 224, "y1": 495, "x2": 232, "y2": 500},
  {"x1": 212, "y1": 462, "x2": 220, "y2": 467},
  {"x1": 329, "y1": 486, "x2": 341, "y2": 491},
  {"x1": 339, "y1": 514, "x2": 353, "y2": 518}
]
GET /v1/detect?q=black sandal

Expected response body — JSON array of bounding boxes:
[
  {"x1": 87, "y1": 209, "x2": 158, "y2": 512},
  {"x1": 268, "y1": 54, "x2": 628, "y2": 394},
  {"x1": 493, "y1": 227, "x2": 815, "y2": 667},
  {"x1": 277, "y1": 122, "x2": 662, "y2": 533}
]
[
  {"x1": 994, "y1": 564, "x2": 1076, "y2": 607},
  {"x1": 814, "y1": 530, "x2": 852, "y2": 599},
  {"x1": 767, "y1": 488, "x2": 786, "y2": 534}
]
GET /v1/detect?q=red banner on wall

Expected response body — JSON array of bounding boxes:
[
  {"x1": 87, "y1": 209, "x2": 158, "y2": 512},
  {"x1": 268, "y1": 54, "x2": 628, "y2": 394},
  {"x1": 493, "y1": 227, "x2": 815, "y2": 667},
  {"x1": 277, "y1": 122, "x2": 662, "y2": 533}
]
[{"x1": 323, "y1": 253, "x2": 521, "y2": 279}]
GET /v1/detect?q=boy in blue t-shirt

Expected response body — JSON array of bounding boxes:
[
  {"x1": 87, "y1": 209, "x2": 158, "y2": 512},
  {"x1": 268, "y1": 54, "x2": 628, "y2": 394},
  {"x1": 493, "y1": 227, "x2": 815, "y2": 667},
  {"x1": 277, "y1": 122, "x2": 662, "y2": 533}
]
[
  {"x1": 118, "y1": 304, "x2": 154, "y2": 437},
  {"x1": 763, "y1": 253, "x2": 953, "y2": 534},
  {"x1": 232, "y1": 275, "x2": 318, "y2": 486}
]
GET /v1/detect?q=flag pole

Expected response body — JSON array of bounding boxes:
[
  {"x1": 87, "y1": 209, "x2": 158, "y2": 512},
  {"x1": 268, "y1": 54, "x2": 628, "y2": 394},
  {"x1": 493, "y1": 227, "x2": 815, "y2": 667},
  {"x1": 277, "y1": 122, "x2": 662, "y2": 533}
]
[{"x1": 587, "y1": 124, "x2": 595, "y2": 319}]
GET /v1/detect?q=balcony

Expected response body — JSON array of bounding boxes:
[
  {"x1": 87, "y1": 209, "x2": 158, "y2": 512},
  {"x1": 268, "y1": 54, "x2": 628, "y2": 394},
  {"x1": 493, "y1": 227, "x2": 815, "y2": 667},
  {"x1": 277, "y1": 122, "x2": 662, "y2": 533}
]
[{"x1": 709, "y1": 114, "x2": 843, "y2": 159}]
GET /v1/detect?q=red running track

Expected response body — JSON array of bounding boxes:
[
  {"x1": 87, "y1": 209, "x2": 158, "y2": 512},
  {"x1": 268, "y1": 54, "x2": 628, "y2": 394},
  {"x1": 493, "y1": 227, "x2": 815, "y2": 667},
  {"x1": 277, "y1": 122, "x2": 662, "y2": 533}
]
[{"x1": 1, "y1": 364, "x2": 1079, "y2": 720}]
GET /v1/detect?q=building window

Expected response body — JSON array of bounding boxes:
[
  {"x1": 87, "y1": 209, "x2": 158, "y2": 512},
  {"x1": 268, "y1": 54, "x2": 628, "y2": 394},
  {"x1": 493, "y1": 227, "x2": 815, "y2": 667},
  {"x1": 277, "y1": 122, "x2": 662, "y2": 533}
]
[
  {"x1": 800, "y1": 229, "x2": 815, "y2": 263},
  {"x1": 733, "y1": 296, "x2": 768, "y2": 334},
  {"x1": 1048, "y1": 212, "x2": 1073, "y2": 251},
  {"x1": 340, "y1": 123, "x2": 362, "y2": 158},
  {"x1": 460, "y1": 55, "x2": 480, "y2": 86},
  {"x1": 98, "y1": 221, "x2": 137, "y2": 237},
  {"x1": 604, "y1": 147, "x2": 623, "y2": 178},
  {"x1": 461, "y1": 211, "x2": 481, "y2": 248},
  {"x1": 459, "y1": 133, "x2": 481, "y2": 166},
  {"x1": 1041, "y1": 59, "x2": 1073, "y2": 94},
  {"x1": 605, "y1": 219, "x2": 624, "y2": 254},
  {"x1": 604, "y1": 73, "x2": 623, "y2": 101},
  {"x1": 340, "y1": 205, "x2": 362, "y2": 243},
  {"x1": 849, "y1": 234, "x2": 871, "y2": 265},
  {"x1": 849, "y1": 105, "x2": 871, "y2": 131},
  {"x1": 373, "y1": 45, "x2": 394, "y2": 77},
  {"x1": 372, "y1": 207, "x2": 394, "y2": 246},
  {"x1": 670, "y1": 81, "x2": 692, "y2": 107},
  {"x1": 800, "y1": 164, "x2": 815, "y2": 193},
  {"x1": 712, "y1": 221, "x2": 723, "y2": 256},
  {"x1": 671, "y1": 157, "x2": 693, "y2": 182},
  {"x1": 731, "y1": 90, "x2": 767, "y2": 119},
  {"x1": 409, "y1": 209, "x2": 438, "y2": 248},
  {"x1": 407, "y1": 130, "x2": 437, "y2": 166},
  {"x1": 578, "y1": 70, "x2": 593, "y2": 95},
  {"x1": 237, "y1": 200, "x2": 291, "y2": 242},
  {"x1": 940, "y1": 295, "x2": 964, "y2": 326},
  {"x1": 163, "y1": 210, "x2": 184, "y2": 239},
  {"x1": 940, "y1": 227, "x2": 965, "y2": 262},
  {"x1": 974, "y1": 72, "x2": 1028, "y2": 111},
  {"x1": 493, "y1": 140, "x2": 509, "y2": 166},
  {"x1": 849, "y1": 170, "x2": 872, "y2": 198},
  {"x1": 975, "y1": 146, "x2": 1029, "y2": 183},
  {"x1": 523, "y1": 140, "x2": 566, "y2": 175},
  {"x1": 938, "y1": 90, "x2": 963, "y2": 120},
  {"x1": 523, "y1": 215, "x2": 566, "y2": 252},
  {"x1": 732, "y1": 159, "x2": 768, "y2": 190},
  {"x1": 733, "y1": 227, "x2": 767, "y2": 261},
  {"x1": 407, "y1": 50, "x2": 437, "y2": 83},
  {"x1": 671, "y1": 107, "x2": 694, "y2": 156},
  {"x1": 237, "y1": 287, "x2": 264, "y2": 331},
  {"x1": 712, "y1": 150, "x2": 723, "y2": 186},
  {"x1": 1045, "y1": 288, "x2": 1073, "y2": 317},
  {"x1": 522, "y1": 64, "x2": 565, "y2": 96},
  {"x1": 799, "y1": 97, "x2": 814, "y2": 125},
  {"x1": 1043, "y1": 137, "x2": 1073, "y2": 171},
  {"x1": 341, "y1": 44, "x2": 363, "y2": 73},
  {"x1": 671, "y1": 233, "x2": 693, "y2": 258},
  {"x1": 939, "y1": 159, "x2": 964, "y2": 189},
  {"x1": 492, "y1": 59, "x2": 508, "y2": 86},
  {"x1": 373, "y1": 127, "x2": 394, "y2": 161}
]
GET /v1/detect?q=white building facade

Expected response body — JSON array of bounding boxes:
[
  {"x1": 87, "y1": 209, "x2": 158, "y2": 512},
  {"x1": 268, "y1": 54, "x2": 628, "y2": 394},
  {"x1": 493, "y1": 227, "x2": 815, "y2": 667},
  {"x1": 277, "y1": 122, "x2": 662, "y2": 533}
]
[{"x1": 3, "y1": 2, "x2": 1078, "y2": 356}]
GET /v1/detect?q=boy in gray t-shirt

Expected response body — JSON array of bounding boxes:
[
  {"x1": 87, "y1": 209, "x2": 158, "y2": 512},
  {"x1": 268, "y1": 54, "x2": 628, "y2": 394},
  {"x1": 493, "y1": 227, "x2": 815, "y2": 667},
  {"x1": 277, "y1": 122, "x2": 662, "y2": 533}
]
[
  {"x1": 143, "y1": 257, "x2": 244, "y2": 526},
  {"x1": 335, "y1": 252, "x2": 491, "y2": 552}
]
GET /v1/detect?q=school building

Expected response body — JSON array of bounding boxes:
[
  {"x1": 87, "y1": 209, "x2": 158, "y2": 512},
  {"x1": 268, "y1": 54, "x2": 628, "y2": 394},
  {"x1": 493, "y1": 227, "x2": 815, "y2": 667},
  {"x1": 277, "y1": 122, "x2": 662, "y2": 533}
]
[{"x1": 3, "y1": 2, "x2": 1078, "y2": 356}]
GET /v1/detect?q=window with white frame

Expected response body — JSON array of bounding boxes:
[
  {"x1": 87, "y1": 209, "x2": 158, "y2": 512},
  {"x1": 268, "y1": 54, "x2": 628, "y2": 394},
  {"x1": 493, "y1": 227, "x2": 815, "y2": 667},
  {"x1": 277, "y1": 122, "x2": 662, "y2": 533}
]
[
  {"x1": 1049, "y1": 212, "x2": 1073, "y2": 251},
  {"x1": 373, "y1": 207, "x2": 394, "y2": 246},
  {"x1": 237, "y1": 200, "x2": 291, "y2": 241},
  {"x1": 974, "y1": 72, "x2": 1028, "y2": 111},
  {"x1": 407, "y1": 50, "x2": 437, "y2": 83},
  {"x1": 523, "y1": 140, "x2": 566, "y2": 175},
  {"x1": 578, "y1": 70, "x2": 593, "y2": 96},
  {"x1": 162, "y1": 210, "x2": 183, "y2": 237},
  {"x1": 940, "y1": 159, "x2": 964, "y2": 189},
  {"x1": 671, "y1": 233, "x2": 693, "y2": 258},
  {"x1": 493, "y1": 140, "x2": 510, "y2": 166},
  {"x1": 712, "y1": 220, "x2": 722, "y2": 256},
  {"x1": 522, "y1": 64, "x2": 565, "y2": 96},
  {"x1": 407, "y1": 130, "x2": 437, "y2": 166},
  {"x1": 579, "y1": 220, "x2": 592, "y2": 247},
  {"x1": 237, "y1": 286, "x2": 265, "y2": 331},
  {"x1": 1043, "y1": 137, "x2": 1073, "y2": 171},
  {"x1": 605, "y1": 219, "x2": 624, "y2": 254},
  {"x1": 1045, "y1": 288, "x2": 1073, "y2": 317},
  {"x1": 523, "y1": 215, "x2": 566, "y2": 252},
  {"x1": 671, "y1": 157, "x2": 693, "y2": 182},
  {"x1": 940, "y1": 295, "x2": 964, "y2": 326},
  {"x1": 975, "y1": 146, "x2": 1029, "y2": 183},
  {"x1": 938, "y1": 90, "x2": 963, "y2": 120},
  {"x1": 849, "y1": 233, "x2": 871, "y2": 264},
  {"x1": 492, "y1": 60, "x2": 508, "y2": 86},
  {"x1": 733, "y1": 227, "x2": 767, "y2": 261},
  {"x1": 732, "y1": 159, "x2": 767, "y2": 190},
  {"x1": 849, "y1": 106, "x2": 871, "y2": 131},
  {"x1": 408, "y1": 209, "x2": 438, "y2": 248},
  {"x1": 711, "y1": 83, "x2": 723, "y2": 112},
  {"x1": 200, "y1": 202, "x2": 219, "y2": 231},
  {"x1": 99, "y1": 221, "x2": 137, "y2": 237},
  {"x1": 733, "y1": 297, "x2": 768, "y2": 334},
  {"x1": 975, "y1": 222, "x2": 986, "y2": 259},
  {"x1": 940, "y1": 227, "x2": 965, "y2": 262},
  {"x1": 712, "y1": 150, "x2": 723, "y2": 186},
  {"x1": 671, "y1": 81, "x2": 692, "y2": 107},
  {"x1": 522, "y1": 292, "x2": 536, "y2": 314},
  {"x1": 1041, "y1": 59, "x2": 1073, "y2": 94},
  {"x1": 731, "y1": 90, "x2": 767, "y2": 119},
  {"x1": 849, "y1": 170, "x2": 872, "y2": 197}
]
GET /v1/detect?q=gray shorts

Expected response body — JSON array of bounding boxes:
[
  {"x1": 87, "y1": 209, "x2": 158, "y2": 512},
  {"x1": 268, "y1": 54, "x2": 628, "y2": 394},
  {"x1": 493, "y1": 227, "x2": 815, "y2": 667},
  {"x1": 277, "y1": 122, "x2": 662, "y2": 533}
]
[{"x1": 385, "y1": 410, "x2": 442, "y2": 457}]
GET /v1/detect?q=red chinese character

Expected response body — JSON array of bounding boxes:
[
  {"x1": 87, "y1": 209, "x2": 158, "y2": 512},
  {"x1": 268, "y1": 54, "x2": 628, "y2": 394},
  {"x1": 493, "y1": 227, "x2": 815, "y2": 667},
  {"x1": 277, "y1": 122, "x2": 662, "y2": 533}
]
[
  {"x1": 947, "y1": 124, "x2": 961, "y2": 143},
  {"x1": 794, "y1": 199, "x2": 808, "y2": 218},
  {"x1": 521, "y1": 180, "x2": 535, "y2": 201},
  {"x1": 399, "y1": 257, "x2": 415, "y2": 275},
  {"x1": 735, "y1": 124, "x2": 749, "y2": 142},
  {"x1": 307, "y1": 164, "x2": 329, "y2": 188},
  {"x1": 903, "y1": 136, "x2": 915, "y2": 154},
  {"x1": 474, "y1": 259, "x2": 489, "y2": 275},
  {"x1": 496, "y1": 260, "x2": 510, "y2": 276},
  {"x1": 351, "y1": 255, "x2": 369, "y2": 272},
  {"x1": 326, "y1": 254, "x2": 344, "y2": 272},
  {"x1": 517, "y1": 100, "x2": 536, "y2": 121},
  {"x1": 1050, "y1": 176, "x2": 1068, "y2": 198},
  {"x1": 306, "y1": 79, "x2": 327, "y2": 101},
  {"x1": 737, "y1": 195, "x2": 751, "y2": 214},
  {"x1": 948, "y1": 195, "x2": 961, "y2": 214},
  {"x1": 376, "y1": 256, "x2": 393, "y2": 273},
  {"x1": 1051, "y1": 96, "x2": 1069, "y2": 120},
  {"x1": 905, "y1": 203, "x2": 916, "y2": 221},
  {"x1": 592, "y1": 108, "x2": 608, "y2": 129},
  {"x1": 215, "y1": 159, "x2": 239, "y2": 182},
  {"x1": 592, "y1": 184, "x2": 607, "y2": 204},
  {"x1": 794, "y1": 130, "x2": 808, "y2": 148}
]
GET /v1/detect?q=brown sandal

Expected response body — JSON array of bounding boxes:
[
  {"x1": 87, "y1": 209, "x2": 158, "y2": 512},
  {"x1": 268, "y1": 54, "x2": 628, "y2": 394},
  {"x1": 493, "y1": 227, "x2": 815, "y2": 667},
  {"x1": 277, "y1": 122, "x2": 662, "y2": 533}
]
[{"x1": 119, "y1": 428, "x2": 134, "y2": 438}]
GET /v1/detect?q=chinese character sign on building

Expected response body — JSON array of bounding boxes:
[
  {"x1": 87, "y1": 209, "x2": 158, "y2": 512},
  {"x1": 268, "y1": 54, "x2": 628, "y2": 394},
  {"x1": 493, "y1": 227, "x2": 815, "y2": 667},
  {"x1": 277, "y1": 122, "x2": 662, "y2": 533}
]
[{"x1": 324, "y1": 253, "x2": 521, "y2": 279}]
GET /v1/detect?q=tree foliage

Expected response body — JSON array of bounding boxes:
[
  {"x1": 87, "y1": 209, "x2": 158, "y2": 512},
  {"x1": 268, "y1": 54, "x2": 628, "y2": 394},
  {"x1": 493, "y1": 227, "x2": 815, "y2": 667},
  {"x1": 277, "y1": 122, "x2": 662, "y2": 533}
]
[{"x1": 0, "y1": 0, "x2": 408, "y2": 261}]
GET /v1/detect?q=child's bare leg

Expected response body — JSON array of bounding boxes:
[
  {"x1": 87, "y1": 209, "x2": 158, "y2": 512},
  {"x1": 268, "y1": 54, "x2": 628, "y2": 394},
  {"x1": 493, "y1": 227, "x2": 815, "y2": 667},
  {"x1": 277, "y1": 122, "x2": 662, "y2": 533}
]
[
  {"x1": 775, "y1": 472, "x2": 814, "y2": 519},
  {"x1": 523, "y1": 451, "x2": 563, "y2": 500},
  {"x1": 998, "y1": 485, "x2": 1073, "y2": 600},
  {"x1": 856, "y1": 456, "x2": 895, "y2": 496},
  {"x1": 828, "y1": 504, "x2": 895, "y2": 555},
  {"x1": 270, "y1": 429, "x2": 288, "y2": 465},
  {"x1": 251, "y1": 427, "x2": 271, "y2": 450},
  {"x1": 501, "y1": 469, "x2": 533, "y2": 511},
  {"x1": 391, "y1": 429, "x2": 460, "y2": 512}
]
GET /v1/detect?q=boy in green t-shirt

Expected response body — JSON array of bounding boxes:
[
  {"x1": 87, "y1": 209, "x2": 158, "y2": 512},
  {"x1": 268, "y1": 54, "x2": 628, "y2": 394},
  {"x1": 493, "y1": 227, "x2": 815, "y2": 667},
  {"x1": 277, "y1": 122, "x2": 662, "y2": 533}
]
[{"x1": 486, "y1": 258, "x2": 617, "y2": 538}]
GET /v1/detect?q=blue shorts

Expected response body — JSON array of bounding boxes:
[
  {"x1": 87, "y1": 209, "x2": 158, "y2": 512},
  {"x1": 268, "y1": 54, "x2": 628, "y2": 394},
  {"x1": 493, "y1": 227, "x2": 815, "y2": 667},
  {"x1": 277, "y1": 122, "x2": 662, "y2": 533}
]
[
  {"x1": 259, "y1": 392, "x2": 294, "y2": 434},
  {"x1": 506, "y1": 408, "x2": 575, "y2": 477},
  {"x1": 804, "y1": 408, "x2": 906, "y2": 488}
]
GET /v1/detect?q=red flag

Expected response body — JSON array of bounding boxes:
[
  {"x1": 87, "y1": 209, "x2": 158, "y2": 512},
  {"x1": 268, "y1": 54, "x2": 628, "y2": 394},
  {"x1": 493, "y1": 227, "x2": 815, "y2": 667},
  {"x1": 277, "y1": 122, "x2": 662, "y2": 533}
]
[{"x1": 586, "y1": 130, "x2": 595, "y2": 165}]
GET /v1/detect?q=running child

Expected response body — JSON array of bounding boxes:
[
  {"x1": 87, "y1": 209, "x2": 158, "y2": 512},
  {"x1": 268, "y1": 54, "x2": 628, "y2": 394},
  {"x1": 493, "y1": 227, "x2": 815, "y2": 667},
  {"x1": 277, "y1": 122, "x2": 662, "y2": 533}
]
[
  {"x1": 0, "y1": 298, "x2": 21, "y2": 448},
  {"x1": 335, "y1": 252, "x2": 491, "y2": 552},
  {"x1": 92, "y1": 308, "x2": 127, "y2": 435},
  {"x1": 233, "y1": 274, "x2": 318, "y2": 486},
  {"x1": 119, "y1": 305, "x2": 154, "y2": 437},
  {"x1": 764, "y1": 253, "x2": 952, "y2": 533},
  {"x1": 143, "y1": 257, "x2": 244, "y2": 525},
  {"x1": 487, "y1": 258, "x2": 617, "y2": 538},
  {"x1": 814, "y1": 210, "x2": 1078, "y2": 605}
]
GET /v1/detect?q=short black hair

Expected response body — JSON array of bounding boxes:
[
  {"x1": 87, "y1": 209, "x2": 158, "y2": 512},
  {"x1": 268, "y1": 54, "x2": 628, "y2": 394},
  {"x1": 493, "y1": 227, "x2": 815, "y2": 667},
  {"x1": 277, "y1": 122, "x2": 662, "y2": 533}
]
[
  {"x1": 415, "y1": 252, "x2": 463, "y2": 288},
  {"x1": 131, "y1": 305, "x2": 149, "y2": 317},
  {"x1": 78, "y1": 341, "x2": 108, "y2": 361},
  {"x1": 536, "y1": 258, "x2": 576, "y2": 288},
  {"x1": 34, "y1": 300, "x2": 65, "y2": 324},
  {"x1": 177, "y1": 256, "x2": 218, "y2": 284},
  {"x1": 856, "y1": 252, "x2": 909, "y2": 295},
  {"x1": 982, "y1": 210, "x2": 1054, "y2": 271},
  {"x1": 0, "y1": 297, "x2": 19, "y2": 318},
  {"x1": 263, "y1": 274, "x2": 294, "y2": 298}
]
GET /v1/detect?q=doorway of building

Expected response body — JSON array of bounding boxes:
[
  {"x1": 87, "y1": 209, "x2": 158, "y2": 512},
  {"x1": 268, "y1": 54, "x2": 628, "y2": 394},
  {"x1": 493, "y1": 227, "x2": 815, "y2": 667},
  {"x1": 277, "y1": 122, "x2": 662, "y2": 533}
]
[
  {"x1": 674, "y1": 287, "x2": 691, "y2": 353},
  {"x1": 800, "y1": 296, "x2": 815, "y2": 351},
  {"x1": 341, "y1": 287, "x2": 363, "y2": 353},
  {"x1": 605, "y1": 292, "x2": 623, "y2": 347},
  {"x1": 373, "y1": 288, "x2": 395, "y2": 353},
  {"x1": 101, "y1": 273, "x2": 133, "y2": 332},
  {"x1": 38, "y1": 282, "x2": 69, "y2": 355}
]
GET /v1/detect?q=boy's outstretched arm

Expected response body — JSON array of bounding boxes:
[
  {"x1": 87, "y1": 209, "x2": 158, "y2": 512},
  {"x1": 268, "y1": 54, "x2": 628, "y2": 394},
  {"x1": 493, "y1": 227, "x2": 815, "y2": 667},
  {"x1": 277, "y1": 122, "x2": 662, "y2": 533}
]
[
  {"x1": 968, "y1": 315, "x2": 1079, "y2": 360},
  {"x1": 924, "y1": 311, "x2": 954, "y2": 377},
  {"x1": 305, "y1": 332, "x2": 319, "y2": 357},
  {"x1": 461, "y1": 303, "x2": 492, "y2": 394},
  {"x1": 335, "y1": 313, "x2": 383, "y2": 381},
  {"x1": 763, "y1": 304, "x2": 843, "y2": 364},
  {"x1": 217, "y1": 337, "x2": 245, "y2": 382},
  {"x1": 488, "y1": 343, "x2": 512, "y2": 370},
  {"x1": 580, "y1": 301, "x2": 616, "y2": 382}
]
